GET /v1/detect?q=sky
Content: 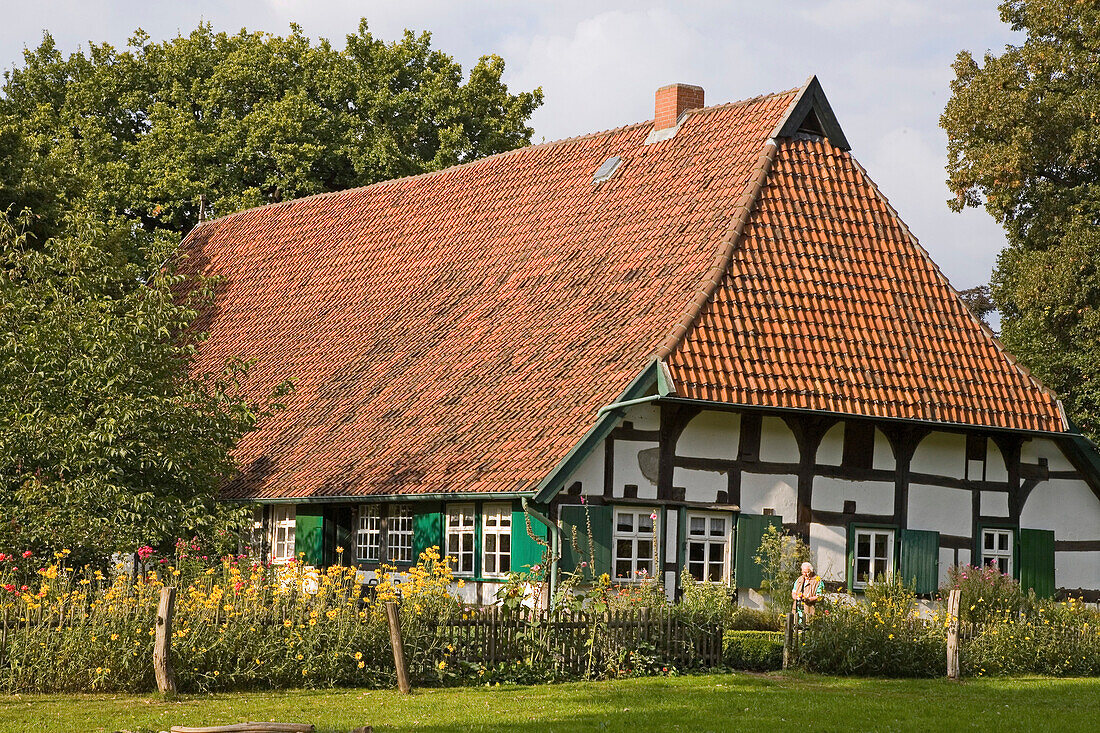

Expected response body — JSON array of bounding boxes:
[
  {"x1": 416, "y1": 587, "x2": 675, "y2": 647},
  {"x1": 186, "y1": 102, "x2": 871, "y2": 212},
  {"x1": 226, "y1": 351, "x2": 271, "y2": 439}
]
[{"x1": 0, "y1": 0, "x2": 1022, "y2": 298}]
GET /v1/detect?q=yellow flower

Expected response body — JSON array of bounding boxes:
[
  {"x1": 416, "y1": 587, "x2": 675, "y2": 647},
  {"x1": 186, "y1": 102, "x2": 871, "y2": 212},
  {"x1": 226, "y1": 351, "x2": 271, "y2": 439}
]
[
  {"x1": 357, "y1": 661, "x2": 365, "y2": 669},
  {"x1": 354, "y1": 652, "x2": 363, "y2": 661},
  {"x1": 437, "y1": 661, "x2": 447, "y2": 671}
]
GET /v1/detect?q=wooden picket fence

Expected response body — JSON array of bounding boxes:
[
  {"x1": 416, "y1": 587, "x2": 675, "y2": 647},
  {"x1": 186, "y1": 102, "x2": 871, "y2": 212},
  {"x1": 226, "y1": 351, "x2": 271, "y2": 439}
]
[{"x1": 427, "y1": 606, "x2": 723, "y2": 675}]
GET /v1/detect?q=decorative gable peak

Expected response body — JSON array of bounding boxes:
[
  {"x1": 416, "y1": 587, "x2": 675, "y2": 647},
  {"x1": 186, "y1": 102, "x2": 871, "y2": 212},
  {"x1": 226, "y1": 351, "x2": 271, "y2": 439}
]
[{"x1": 771, "y1": 75, "x2": 850, "y2": 150}]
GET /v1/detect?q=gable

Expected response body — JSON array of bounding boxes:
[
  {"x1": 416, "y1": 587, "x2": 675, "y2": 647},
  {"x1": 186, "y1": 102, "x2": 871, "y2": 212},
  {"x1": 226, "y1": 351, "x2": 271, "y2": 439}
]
[{"x1": 663, "y1": 136, "x2": 1064, "y2": 433}]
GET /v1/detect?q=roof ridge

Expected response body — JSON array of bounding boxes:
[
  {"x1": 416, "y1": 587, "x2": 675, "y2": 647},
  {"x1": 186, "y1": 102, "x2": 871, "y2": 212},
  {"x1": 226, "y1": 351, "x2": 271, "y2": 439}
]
[
  {"x1": 843, "y1": 151, "x2": 1066, "y2": 426},
  {"x1": 186, "y1": 86, "x2": 803, "y2": 236},
  {"x1": 652, "y1": 136, "x2": 781, "y2": 361}
]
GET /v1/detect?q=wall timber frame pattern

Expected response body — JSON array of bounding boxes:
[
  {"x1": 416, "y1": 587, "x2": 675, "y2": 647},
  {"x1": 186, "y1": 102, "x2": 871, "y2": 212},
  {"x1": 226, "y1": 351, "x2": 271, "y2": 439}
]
[{"x1": 564, "y1": 400, "x2": 1100, "y2": 599}]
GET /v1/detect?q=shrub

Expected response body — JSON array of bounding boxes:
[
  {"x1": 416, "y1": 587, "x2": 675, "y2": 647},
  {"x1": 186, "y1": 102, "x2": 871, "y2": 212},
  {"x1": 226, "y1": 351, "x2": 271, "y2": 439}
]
[
  {"x1": 944, "y1": 564, "x2": 1027, "y2": 623},
  {"x1": 798, "y1": 590, "x2": 944, "y2": 677},
  {"x1": 963, "y1": 620, "x2": 1100, "y2": 677},
  {"x1": 754, "y1": 525, "x2": 811, "y2": 617},
  {"x1": 722, "y1": 630, "x2": 783, "y2": 671},
  {"x1": 679, "y1": 569, "x2": 736, "y2": 625},
  {"x1": 727, "y1": 607, "x2": 783, "y2": 632}
]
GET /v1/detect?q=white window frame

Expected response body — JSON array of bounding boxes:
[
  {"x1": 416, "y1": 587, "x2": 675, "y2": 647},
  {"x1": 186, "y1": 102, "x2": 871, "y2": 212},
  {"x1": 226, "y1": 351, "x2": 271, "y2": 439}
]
[
  {"x1": 388, "y1": 504, "x2": 414, "y2": 564},
  {"x1": 684, "y1": 511, "x2": 731, "y2": 584},
  {"x1": 272, "y1": 505, "x2": 296, "y2": 563},
  {"x1": 357, "y1": 505, "x2": 382, "y2": 562},
  {"x1": 613, "y1": 507, "x2": 658, "y2": 581},
  {"x1": 481, "y1": 503, "x2": 512, "y2": 578},
  {"x1": 446, "y1": 503, "x2": 476, "y2": 576},
  {"x1": 981, "y1": 528, "x2": 1014, "y2": 576},
  {"x1": 852, "y1": 527, "x2": 894, "y2": 589}
]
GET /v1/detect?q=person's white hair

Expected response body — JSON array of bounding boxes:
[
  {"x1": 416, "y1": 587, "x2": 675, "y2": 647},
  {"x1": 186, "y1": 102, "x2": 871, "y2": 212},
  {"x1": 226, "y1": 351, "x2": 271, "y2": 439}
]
[{"x1": 801, "y1": 561, "x2": 814, "y2": 572}]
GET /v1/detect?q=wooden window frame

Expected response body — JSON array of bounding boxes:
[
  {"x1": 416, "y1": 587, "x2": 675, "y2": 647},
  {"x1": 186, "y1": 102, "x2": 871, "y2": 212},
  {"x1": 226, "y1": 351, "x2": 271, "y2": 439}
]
[
  {"x1": 979, "y1": 526, "x2": 1014, "y2": 577},
  {"x1": 446, "y1": 503, "x2": 477, "y2": 577},
  {"x1": 613, "y1": 507, "x2": 659, "y2": 582},
  {"x1": 684, "y1": 511, "x2": 731, "y2": 584},
  {"x1": 850, "y1": 525, "x2": 896, "y2": 590},
  {"x1": 481, "y1": 502, "x2": 513, "y2": 579},
  {"x1": 272, "y1": 505, "x2": 297, "y2": 563}
]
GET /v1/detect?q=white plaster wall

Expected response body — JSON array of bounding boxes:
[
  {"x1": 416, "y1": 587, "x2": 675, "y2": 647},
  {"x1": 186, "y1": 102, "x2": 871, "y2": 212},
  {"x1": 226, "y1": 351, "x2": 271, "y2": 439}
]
[
  {"x1": 809, "y1": 523, "x2": 847, "y2": 581},
  {"x1": 664, "y1": 509, "x2": 679, "y2": 565},
  {"x1": 737, "y1": 588, "x2": 768, "y2": 611},
  {"x1": 1056, "y1": 552, "x2": 1100, "y2": 590},
  {"x1": 760, "y1": 417, "x2": 800, "y2": 463},
  {"x1": 741, "y1": 473, "x2": 798, "y2": 523},
  {"x1": 678, "y1": 410, "x2": 740, "y2": 459},
  {"x1": 938, "y1": 548, "x2": 954, "y2": 586},
  {"x1": 1021, "y1": 438, "x2": 1076, "y2": 472},
  {"x1": 911, "y1": 432, "x2": 966, "y2": 479},
  {"x1": 958, "y1": 548, "x2": 971, "y2": 567},
  {"x1": 614, "y1": 440, "x2": 658, "y2": 499},
  {"x1": 566, "y1": 438, "x2": 604, "y2": 497},
  {"x1": 985, "y1": 440, "x2": 1009, "y2": 483},
  {"x1": 812, "y1": 477, "x2": 895, "y2": 515},
  {"x1": 633, "y1": 403, "x2": 662, "y2": 431},
  {"x1": 674, "y1": 467, "x2": 727, "y2": 504},
  {"x1": 908, "y1": 484, "x2": 971, "y2": 536},
  {"x1": 816, "y1": 423, "x2": 845, "y2": 466},
  {"x1": 980, "y1": 491, "x2": 1010, "y2": 517},
  {"x1": 1021, "y1": 479, "x2": 1100, "y2": 539},
  {"x1": 873, "y1": 430, "x2": 896, "y2": 471}
]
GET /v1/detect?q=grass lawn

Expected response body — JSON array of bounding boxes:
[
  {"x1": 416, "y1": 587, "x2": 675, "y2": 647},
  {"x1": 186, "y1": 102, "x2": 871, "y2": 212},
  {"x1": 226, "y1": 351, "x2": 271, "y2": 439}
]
[{"x1": 1, "y1": 672, "x2": 1096, "y2": 733}]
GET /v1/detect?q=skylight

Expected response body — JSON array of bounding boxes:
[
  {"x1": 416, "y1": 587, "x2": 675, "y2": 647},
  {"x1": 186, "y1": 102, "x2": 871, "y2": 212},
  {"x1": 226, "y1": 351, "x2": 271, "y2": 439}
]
[{"x1": 592, "y1": 155, "x2": 622, "y2": 184}]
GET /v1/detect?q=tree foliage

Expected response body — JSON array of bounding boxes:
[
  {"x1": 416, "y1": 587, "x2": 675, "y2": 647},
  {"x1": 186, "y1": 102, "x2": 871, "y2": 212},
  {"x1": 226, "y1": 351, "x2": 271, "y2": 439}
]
[
  {"x1": 0, "y1": 21, "x2": 543, "y2": 256},
  {"x1": 942, "y1": 0, "x2": 1100, "y2": 436},
  {"x1": 0, "y1": 214, "x2": 291, "y2": 560}
]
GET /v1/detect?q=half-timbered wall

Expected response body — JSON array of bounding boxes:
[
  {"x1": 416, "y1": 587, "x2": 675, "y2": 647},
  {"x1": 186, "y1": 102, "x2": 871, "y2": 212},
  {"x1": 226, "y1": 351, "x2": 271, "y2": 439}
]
[{"x1": 555, "y1": 402, "x2": 1100, "y2": 599}]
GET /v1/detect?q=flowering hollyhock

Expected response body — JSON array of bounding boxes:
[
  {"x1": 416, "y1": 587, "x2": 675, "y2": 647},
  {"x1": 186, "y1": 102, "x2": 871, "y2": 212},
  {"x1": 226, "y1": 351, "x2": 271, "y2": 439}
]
[
  {"x1": 0, "y1": 553, "x2": 7, "y2": 562},
  {"x1": 22, "y1": 550, "x2": 32, "y2": 559},
  {"x1": 137, "y1": 545, "x2": 154, "y2": 561}
]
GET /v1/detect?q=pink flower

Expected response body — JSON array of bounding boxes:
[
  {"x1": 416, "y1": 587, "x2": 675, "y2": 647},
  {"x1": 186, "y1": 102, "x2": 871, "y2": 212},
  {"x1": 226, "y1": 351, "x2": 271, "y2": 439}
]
[
  {"x1": 137, "y1": 545, "x2": 154, "y2": 561},
  {"x1": 580, "y1": 561, "x2": 588, "y2": 568},
  {"x1": 0, "y1": 553, "x2": 7, "y2": 562},
  {"x1": 22, "y1": 551, "x2": 32, "y2": 559},
  {"x1": 650, "y1": 513, "x2": 657, "y2": 520},
  {"x1": 3, "y1": 584, "x2": 14, "y2": 593},
  {"x1": 579, "y1": 496, "x2": 586, "y2": 504}
]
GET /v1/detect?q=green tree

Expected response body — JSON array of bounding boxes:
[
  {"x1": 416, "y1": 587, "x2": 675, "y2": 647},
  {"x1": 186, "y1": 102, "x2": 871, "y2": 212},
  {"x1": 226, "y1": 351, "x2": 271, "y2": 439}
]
[
  {"x1": 754, "y1": 524, "x2": 811, "y2": 617},
  {"x1": 0, "y1": 213, "x2": 290, "y2": 561},
  {"x1": 1, "y1": 21, "x2": 542, "y2": 257},
  {"x1": 942, "y1": 0, "x2": 1100, "y2": 436}
]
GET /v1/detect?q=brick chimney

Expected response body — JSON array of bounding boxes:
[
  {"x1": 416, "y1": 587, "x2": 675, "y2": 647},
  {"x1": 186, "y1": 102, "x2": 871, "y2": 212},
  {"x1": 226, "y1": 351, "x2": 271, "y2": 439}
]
[{"x1": 654, "y1": 83, "x2": 704, "y2": 130}]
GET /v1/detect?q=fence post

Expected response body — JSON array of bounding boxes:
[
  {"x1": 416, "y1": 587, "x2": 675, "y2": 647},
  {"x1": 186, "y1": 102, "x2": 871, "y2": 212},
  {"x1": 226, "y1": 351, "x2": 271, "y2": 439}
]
[
  {"x1": 782, "y1": 612, "x2": 796, "y2": 670},
  {"x1": 946, "y1": 589, "x2": 961, "y2": 680},
  {"x1": 385, "y1": 601, "x2": 411, "y2": 694},
  {"x1": 153, "y1": 586, "x2": 177, "y2": 695}
]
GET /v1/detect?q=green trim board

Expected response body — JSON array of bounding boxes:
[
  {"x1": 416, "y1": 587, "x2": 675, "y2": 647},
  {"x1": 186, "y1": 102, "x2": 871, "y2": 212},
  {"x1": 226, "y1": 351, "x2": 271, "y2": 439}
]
[{"x1": 239, "y1": 491, "x2": 533, "y2": 505}]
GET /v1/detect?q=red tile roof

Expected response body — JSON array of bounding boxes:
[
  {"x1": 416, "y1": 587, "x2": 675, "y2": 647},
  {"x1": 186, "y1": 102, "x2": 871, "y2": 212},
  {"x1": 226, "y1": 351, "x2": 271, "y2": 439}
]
[
  {"x1": 180, "y1": 81, "x2": 1066, "y2": 501},
  {"x1": 664, "y1": 138, "x2": 1064, "y2": 433}
]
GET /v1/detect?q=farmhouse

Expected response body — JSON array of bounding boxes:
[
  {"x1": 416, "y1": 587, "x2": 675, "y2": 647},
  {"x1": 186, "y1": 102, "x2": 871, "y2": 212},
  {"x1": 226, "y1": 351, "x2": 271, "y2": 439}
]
[{"x1": 181, "y1": 78, "x2": 1100, "y2": 603}]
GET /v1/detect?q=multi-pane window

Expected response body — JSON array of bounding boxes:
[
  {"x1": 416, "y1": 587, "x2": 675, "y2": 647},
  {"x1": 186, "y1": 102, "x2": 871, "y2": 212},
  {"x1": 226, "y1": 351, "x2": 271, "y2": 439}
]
[
  {"x1": 446, "y1": 504, "x2": 476, "y2": 576},
  {"x1": 853, "y1": 528, "x2": 894, "y2": 589},
  {"x1": 357, "y1": 505, "x2": 382, "y2": 562},
  {"x1": 685, "y1": 513, "x2": 729, "y2": 583},
  {"x1": 389, "y1": 504, "x2": 413, "y2": 564},
  {"x1": 613, "y1": 508, "x2": 657, "y2": 580},
  {"x1": 982, "y1": 528, "x2": 1013, "y2": 576},
  {"x1": 358, "y1": 504, "x2": 414, "y2": 564},
  {"x1": 272, "y1": 505, "x2": 296, "y2": 562},
  {"x1": 481, "y1": 503, "x2": 512, "y2": 577}
]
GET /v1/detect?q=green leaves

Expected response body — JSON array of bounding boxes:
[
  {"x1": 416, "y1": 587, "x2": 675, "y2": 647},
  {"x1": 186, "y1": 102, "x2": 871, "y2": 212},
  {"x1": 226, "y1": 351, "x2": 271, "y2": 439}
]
[
  {"x1": 0, "y1": 21, "x2": 542, "y2": 260},
  {"x1": 942, "y1": 0, "x2": 1100, "y2": 437}
]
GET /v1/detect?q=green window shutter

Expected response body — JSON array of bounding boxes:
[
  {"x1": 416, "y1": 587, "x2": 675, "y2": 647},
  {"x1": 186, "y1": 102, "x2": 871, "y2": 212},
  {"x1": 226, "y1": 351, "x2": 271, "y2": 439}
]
[
  {"x1": 676, "y1": 506, "x2": 687, "y2": 578},
  {"x1": 559, "y1": 504, "x2": 611, "y2": 577},
  {"x1": 511, "y1": 502, "x2": 549, "y2": 573},
  {"x1": 734, "y1": 514, "x2": 782, "y2": 589},
  {"x1": 1019, "y1": 528, "x2": 1056, "y2": 598},
  {"x1": 899, "y1": 529, "x2": 939, "y2": 595},
  {"x1": 295, "y1": 507, "x2": 324, "y2": 567},
  {"x1": 412, "y1": 502, "x2": 443, "y2": 564}
]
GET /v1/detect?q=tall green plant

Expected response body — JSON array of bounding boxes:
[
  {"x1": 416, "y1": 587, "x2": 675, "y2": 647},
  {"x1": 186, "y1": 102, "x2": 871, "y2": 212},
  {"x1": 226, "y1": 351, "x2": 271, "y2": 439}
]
[{"x1": 754, "y1": 524, "x2": 811, "y2": 616}]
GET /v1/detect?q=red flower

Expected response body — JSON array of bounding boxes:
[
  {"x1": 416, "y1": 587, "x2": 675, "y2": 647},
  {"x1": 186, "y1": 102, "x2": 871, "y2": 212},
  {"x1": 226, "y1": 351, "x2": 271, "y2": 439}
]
[
  {"x1": 3, "y1": 584, "x2": 15, "y2": 593},
  {"x1": 22, "y1": 550, "x2": 32, "y2": 559},
  {"x1": 137, "y1": 545, "x2": 154, "y2": 561}
]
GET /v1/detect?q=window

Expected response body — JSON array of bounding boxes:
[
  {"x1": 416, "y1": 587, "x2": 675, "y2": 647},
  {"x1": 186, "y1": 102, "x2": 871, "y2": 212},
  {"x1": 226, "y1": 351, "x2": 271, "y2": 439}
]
[
  {"x1": 853, "y1": 528, "x2": 894, "y2": 589},
  {"x1": 685, "y1": 512, "x2": 729, "y2": 583},
  {"x1": 446, "y1": 504, "x2": 476, "y2": 576},
  {"x1": 614, "y1": 508, "x2": 657, "y2": 581},
  {"x1": 357, "y1": 505, "x2": 381, "y2": 562},
  {"x1": 272, "y1": 505, "x2": 296, "y2": 562},
  {"x1": 389, "y1": 504, "x2": 413, "y2": 564},
  {"x1": 982, "y1": 528, "x2": 1013, "y2": 575},
  {"x1": 481, "y1": 503, "x2": 512, "y2": 578}
]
